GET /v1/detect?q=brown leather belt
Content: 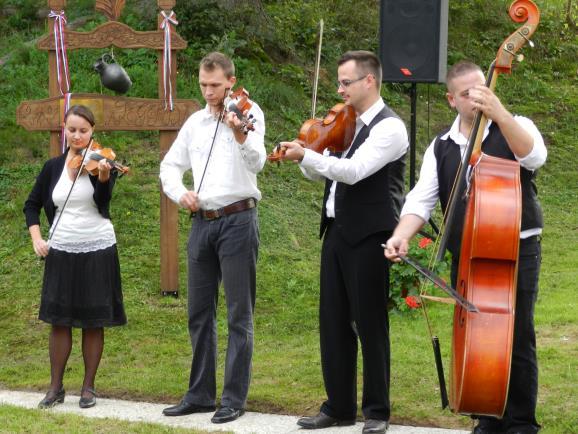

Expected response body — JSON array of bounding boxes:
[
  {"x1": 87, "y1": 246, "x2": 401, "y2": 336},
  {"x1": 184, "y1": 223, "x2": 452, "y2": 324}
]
[{"x1": 199, "y1": 198, "x2": 256, "y2": 221}]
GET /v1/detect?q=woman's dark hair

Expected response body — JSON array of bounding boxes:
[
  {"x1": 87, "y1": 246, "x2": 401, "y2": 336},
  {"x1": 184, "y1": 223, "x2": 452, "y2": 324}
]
[{"x1": 64, "y1": 105, "x2": 96, "y2": 127}]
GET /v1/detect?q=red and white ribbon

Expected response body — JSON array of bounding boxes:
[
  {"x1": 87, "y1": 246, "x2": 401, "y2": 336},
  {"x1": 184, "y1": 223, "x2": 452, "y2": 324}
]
[
  {"x1": 160, "y1": 10, "x2": 178, "y2": 111},
  {"x1": 48, "y1": 10, "x2": 72, "y2": 153},
  {"x1": 48, "y1": 10, "x2": 70, "y2": 95}
]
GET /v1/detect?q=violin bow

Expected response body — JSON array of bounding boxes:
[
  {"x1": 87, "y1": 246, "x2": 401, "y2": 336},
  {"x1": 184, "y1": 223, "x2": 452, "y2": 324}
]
[
  {"x1": 45, "y1": 137, "x2": 96, "y2": 252},
  {"x1": 191, "y1": 88, "x2": 228, "y2": 217},
  {"x1": 311, "y1": 19, "x2": 324, "y2": 119},
  {"x1": 399, "y1": 255, "x2": 478, "y2": 312}
]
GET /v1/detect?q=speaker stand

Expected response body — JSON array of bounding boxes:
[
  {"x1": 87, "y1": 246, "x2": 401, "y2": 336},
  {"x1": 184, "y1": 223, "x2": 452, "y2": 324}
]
[{"x1": 409, "y1": 83, "x2": 417, "y2": 189}]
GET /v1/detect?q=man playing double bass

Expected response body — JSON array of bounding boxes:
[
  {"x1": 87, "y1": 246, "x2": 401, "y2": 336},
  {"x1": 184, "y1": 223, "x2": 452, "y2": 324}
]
[
  {"x1": 279, "y1": 50, "x2": 408, "y2": 434},
  {"x1": 384, "y1": 61, "x2": 546, "y2": 434}
]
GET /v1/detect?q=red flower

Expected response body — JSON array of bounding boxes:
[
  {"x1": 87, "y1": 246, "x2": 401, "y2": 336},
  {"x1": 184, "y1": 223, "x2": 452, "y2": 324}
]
[
  {"x1": 418, "y1": 237, "x2": 433, "y2": 249},
  {"x1": 405, "y1": 295, "x2": 421, "y2": 309}
]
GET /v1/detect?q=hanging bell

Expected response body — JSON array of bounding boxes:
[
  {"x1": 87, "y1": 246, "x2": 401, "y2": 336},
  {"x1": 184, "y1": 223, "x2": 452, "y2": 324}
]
[{"x1": 94, "y1": 53, "x2": 132, "y2": 94}]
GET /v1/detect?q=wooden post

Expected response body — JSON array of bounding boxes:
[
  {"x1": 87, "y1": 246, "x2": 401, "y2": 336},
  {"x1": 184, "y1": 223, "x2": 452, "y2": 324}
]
[{"x1": 158, "y1": 0, "x2": 180, "y2": 296}]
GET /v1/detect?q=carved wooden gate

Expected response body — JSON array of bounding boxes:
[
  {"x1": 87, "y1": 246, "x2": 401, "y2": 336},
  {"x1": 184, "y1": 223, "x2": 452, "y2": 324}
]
[{"x1": 16, "y1": 0, "x2": 199, "y2": 296}]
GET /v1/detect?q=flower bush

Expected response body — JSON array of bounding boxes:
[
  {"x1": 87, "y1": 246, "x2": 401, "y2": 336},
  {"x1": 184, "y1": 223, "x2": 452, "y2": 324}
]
[{"x1": 388, "y1": 235, "x2": 450, "y2": 312}]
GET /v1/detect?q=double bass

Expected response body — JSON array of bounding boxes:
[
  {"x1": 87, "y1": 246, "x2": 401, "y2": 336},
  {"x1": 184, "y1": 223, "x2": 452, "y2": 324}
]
[{"x1": 439, "y1": 0, "x2": 540, "y2": 417}]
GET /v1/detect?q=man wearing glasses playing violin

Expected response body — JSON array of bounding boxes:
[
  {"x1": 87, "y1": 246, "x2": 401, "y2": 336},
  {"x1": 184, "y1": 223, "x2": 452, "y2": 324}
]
[
  {"x1": 279, "y1": 50, "x2": 408, "y2": 434},
  {"x1": 160, "y1": 51, "x2": 266, "y2": 424}
]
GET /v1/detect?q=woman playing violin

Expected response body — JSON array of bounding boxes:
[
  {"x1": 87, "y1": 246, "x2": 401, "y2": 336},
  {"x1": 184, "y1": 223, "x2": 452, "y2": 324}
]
[
  {"x1": 278, "y1": 50, "x2": 408, "y2": 434},
  {"x1": 23, "y1": 104, "x2": 126, "y2": 410}
]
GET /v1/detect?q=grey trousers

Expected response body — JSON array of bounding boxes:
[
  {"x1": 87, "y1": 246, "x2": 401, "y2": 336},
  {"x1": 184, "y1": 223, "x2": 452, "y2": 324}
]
[{"x1": 184, "y1": 208, "x2": 259, "y2": 409}]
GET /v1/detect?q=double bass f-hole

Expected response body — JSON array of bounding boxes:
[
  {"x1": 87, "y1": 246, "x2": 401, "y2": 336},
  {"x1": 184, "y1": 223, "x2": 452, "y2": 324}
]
[{"x1": 458, "y1": 280, "x2": 467, "y2": 328}]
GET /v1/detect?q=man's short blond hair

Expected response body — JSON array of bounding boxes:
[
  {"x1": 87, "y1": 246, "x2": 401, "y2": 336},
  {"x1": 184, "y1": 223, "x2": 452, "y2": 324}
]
[
  {"x1": 446, "y1": 61, "x2": 483, "y2": 91},
  {"x1": 199, "y1": 52, "x2": 235, "y2": 78}
]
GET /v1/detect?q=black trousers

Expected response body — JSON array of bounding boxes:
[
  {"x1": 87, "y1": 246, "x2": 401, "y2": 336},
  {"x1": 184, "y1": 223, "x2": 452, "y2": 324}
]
[
  {"x1": 319, "y1": 223, "x2": 391, "y2": 421},
  {"x1": 452, "y1": 236, "x2": 541, "y2": 433}
]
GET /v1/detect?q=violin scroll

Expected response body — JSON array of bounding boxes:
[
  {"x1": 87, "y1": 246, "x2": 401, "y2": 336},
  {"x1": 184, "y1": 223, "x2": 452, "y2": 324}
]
[{"x1": 225, "y1": 87, "x2": 256, "y2": 134}]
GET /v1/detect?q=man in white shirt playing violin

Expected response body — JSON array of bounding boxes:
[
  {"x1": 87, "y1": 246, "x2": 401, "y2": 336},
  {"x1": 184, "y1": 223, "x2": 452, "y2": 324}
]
[{"x1": 160, "y1": 51, "x2": 266, "y2": 424}]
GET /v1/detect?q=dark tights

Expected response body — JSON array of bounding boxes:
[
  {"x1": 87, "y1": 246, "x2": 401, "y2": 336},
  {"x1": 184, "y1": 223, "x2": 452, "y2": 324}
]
[{"x1": 48, "y1": 326, "x2": 104, "y2": 399}]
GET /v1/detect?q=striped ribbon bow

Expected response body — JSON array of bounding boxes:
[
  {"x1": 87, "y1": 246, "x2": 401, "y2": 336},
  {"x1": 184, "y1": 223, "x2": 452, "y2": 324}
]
[
  {"x1": 48, "y1": 10, "x2": 72, "y2": 153},
  {"x1": 160, "y1": 11, "x2": 178, "y2": 111}
]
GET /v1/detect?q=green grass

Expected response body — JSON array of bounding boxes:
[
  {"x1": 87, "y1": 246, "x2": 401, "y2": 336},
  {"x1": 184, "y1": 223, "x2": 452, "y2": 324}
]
[
  {"x1": 0, "y1": 404, "x2": 220, "y2": 433},
  {"x1": 1, "y1": 1, "x2": 577, "y2": 433}
]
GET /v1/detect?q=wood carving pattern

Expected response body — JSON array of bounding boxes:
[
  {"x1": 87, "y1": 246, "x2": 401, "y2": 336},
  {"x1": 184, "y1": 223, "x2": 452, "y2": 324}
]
[
  {"x1": 157, "y1": 0, "x2": 176, "y2": 9},
  {"x1": 37, "y1": 21, "x2": 187, "y2": 50},
  {"x1": 48, "y1": 0, "x2": 65, "y2": 10},
  {"x1": 17, "y1": 94, "x2": 199, "y2": 131},
  {"x1": 95, "y1": 0, "x2": 126, "y2": 21}
]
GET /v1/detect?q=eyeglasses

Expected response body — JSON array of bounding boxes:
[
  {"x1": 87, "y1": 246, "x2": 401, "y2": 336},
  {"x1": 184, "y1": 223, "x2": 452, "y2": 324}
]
[{"x1": 337, "y1": 75, "x2": 368, "y2": 88}]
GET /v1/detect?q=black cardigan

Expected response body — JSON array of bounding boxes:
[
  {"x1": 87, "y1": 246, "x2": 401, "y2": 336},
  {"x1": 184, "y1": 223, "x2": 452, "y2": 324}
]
[{"x1": 23, "y1": 150, "x2": 117, "y2": 228}]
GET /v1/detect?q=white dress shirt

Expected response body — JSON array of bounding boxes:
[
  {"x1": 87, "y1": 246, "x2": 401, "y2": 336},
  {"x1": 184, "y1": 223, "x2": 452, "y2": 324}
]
[
  {"x1": 160, "y1": 102, "x2": 266, "y2": 210},
  {"x1": 402, "y1": 114, "x2": 546, "y2": 237},
  {"x1": 299, "y1": 98, "x2": 409, "y2": 217}
]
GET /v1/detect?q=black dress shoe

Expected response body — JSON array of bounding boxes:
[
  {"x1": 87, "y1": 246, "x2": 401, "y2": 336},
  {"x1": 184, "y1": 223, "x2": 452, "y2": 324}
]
[
  {"x1": 162, "y1": 400, "x2": 216, "y2": 416},
  {"x1": 211, "y1": 407, "x2": 245, "y2": 423},
  {"x1": 472, "y1": 428, "x2": 501, "y2": 434},
  {"x1": 38, "y1": 388, "x2": 65, "y2": 409},
  {"x1": 296, "y1": 411, "x2": 356, "y2": 429},
  {"x1": 211, "y1": 406, "x2": 245, "y2": 423},
  {"x1": 363, "y1": 419, "x2": 389, "y2": 433}
]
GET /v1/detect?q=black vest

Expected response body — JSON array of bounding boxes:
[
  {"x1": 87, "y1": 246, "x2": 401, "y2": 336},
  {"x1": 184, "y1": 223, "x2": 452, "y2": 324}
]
[
  {"x1": 435, "y1": 123, "x2": 544, "y2": 257},
  {"x1": 319, "y1": 105, "x2": 406, "y2": 245}
]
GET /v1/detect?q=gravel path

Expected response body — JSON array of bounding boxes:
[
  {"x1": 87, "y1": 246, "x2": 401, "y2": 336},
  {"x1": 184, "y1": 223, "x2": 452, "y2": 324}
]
[{"x1": 0, "y1": 389, "x2": 471, "y2": 434}]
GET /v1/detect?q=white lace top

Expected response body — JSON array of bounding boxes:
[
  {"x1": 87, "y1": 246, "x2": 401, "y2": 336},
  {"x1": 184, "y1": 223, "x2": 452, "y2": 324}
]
[{"x1": 49, "y1": 168, "x2": 116, "y2": 253}]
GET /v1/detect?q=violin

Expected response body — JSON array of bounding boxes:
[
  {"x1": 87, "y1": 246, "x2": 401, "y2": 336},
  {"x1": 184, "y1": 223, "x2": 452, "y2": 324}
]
[
  {"x1": 267, "y1": 103, "x2": 356, "y2": 162},
  {"x1": 68, "y1": 140, "x2": 130, "y2": 177},
  {"x1": 223, "y1": 87, "x2": 256, "y2": 134}
]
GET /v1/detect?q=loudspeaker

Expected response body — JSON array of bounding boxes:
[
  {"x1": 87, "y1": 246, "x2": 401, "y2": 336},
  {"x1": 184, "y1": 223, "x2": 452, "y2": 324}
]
[{"x1": 379, "y1": 0, "x2": 448, "y2": 83}]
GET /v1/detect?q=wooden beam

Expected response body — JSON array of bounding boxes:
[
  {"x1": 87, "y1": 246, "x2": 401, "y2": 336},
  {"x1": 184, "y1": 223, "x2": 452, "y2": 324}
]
[
  {"x1": 17, "y1": 94, "x2": 199, "y2": 131},
  {"x1": 37, "y1": 21, "x2": 187, "y2": 50}
]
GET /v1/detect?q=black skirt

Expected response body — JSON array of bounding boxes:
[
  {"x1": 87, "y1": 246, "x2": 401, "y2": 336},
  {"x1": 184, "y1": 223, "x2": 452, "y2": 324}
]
[{"x1": 39, "y1": 244, "x2": 127, "y2": 328}]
